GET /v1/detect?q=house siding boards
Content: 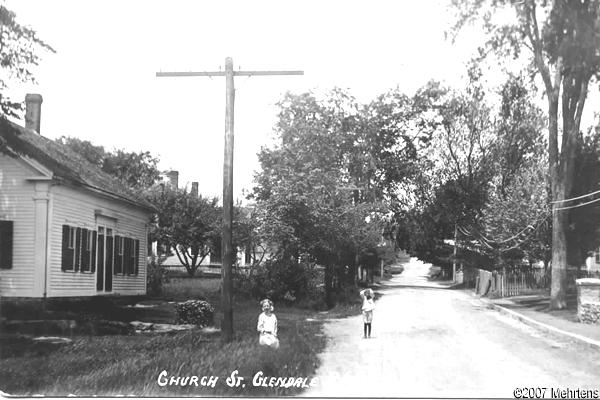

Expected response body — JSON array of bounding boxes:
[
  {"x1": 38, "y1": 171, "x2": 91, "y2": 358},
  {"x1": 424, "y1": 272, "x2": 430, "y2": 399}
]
[
  {"x1": 0, "y1": 155, "x2": 38, "y2": 296},
  {"x1": 47, "y1": 185, "x2": 149, "y2": 297}
]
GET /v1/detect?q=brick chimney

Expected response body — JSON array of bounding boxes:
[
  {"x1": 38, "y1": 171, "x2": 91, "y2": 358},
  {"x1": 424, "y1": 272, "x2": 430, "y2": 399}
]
[
  {"x1": 166, "y1": 170, "x2": 179, "y2": 189},
  {"x1": 25, "y1": 94, "x2": 43, "y2": 133},
  {"x1": 191, "y1": 182, "x2": 199, "y2": 198}
]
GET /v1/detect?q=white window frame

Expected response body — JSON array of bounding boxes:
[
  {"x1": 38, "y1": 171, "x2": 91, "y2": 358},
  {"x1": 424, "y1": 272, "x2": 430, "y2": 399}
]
[{"x1": 68, "y1": 227, "x2": 76, "y2": 250}]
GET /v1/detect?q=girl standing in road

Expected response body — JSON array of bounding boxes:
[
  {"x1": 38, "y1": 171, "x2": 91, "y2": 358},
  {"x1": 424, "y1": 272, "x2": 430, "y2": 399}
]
[
  {"x1": 360, "y1": 289, "x2": 375, "y2": 338},
  {"x1": 257, "y1": 299, "x2": 279, "y2": 349}
]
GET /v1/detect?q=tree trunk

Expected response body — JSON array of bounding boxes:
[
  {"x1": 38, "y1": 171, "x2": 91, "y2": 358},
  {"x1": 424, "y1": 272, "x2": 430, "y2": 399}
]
[
  {"x1": 549, "y1": 93, "x2": 583, "y2": 308},
  {"x1": 546, "y1": 84, "x2": 567, "y2": 310},
  {"x1": 548, "y1": 112, "x2": 577, "y2": 309},
  {"x1": 324, "y1": 264, "x2": 334, "y2": 308},
  {"x1": 550, "y1": 206, "x2": 568, "y2": 309}
]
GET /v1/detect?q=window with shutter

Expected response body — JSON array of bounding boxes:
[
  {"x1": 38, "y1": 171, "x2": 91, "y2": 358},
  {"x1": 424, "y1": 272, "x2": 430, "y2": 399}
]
[
  {"x1": 61, "y1": 225, "x2": 74, "y2": 271},
  {"x1": 0, "y1": 221, "x2": 13, "y2": 269}
]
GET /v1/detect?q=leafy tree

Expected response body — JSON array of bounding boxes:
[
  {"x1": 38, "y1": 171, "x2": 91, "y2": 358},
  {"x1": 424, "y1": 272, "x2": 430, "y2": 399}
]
[
  {"x1": 147, "y1": 184, "x2": 221, "y2": 277},
  {"x1": 55, "y1": 136, "x2": 105, "y2": 167},
  {"x1": 396, "y1": 74, "x2": 552, "y2": 276},
  {"x1": 348, "y1": 86, "x2": 434, "y2": 203},
  {"x1": 395, "y1": 77, "x2": 495, "y2": 272},
  {"x1": 492, "y1": 75, "x2": 546, "y2": 196},
  {"x1": 232, "y1": 204, "x2": 269, "y2": 268},
  {"x1": 252, "y1": 89, "x2": 410, "y2": 306},
  {"x1": 477, "y1": 75, "x2": 551, "y2": 267},
  {"x1": 450, "y1": 0, "x2": 600, "y2": 308},
  {"x1": 0, "y1": 2, "x2": 54, "y2": 118},
  {"x1": 337, "y1": 202, "x2": 392, "y2": 284},
  {"x1": 253, "y1": 90, "x2": 356, "y2": 263},
  {"x1": 57, "y1": 136, "x2": 161, "y2": 190},
  {"x1": 568, "y1": 123, "x2": 600, "y2": 266},
  {"x1": 480, "y1": 157, "x2": 551, "y2": 267},
  {"x1": 102, "y1": 149, "x2": 161, "y2": 190}
]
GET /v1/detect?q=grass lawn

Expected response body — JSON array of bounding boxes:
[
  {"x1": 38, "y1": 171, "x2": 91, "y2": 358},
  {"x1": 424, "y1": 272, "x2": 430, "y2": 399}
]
[
  {"x1": 0, "y1": 285, "x2": 363, "y2": 396},
  {"x1": 161, "y1": 274, "x2": 222, "y2": 301}
]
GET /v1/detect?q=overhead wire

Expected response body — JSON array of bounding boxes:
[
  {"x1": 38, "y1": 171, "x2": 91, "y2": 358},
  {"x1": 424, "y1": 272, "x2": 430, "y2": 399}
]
[
  {"x1": 456, "y1": 209, "x2": 551, "y2": 253},
  {"x1": 550, "y1": 188, "x2": 600, "y2": 204},
  {"x1": 553, "y1": 195, "x2": 600, "y2": 211},
  {"x1": 497, "y1": 213, "x2": 551, "y2": 253}
]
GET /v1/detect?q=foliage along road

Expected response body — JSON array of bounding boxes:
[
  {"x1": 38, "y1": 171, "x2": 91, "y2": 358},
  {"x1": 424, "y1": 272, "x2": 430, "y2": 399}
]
[{"x1": 305, "y1": 259, "x2": 600, "y2": 398}]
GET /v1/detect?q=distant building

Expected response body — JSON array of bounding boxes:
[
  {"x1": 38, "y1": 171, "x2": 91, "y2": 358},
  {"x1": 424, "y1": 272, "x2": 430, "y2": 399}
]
[
  {"x1": 0, "y1": 94, "x2": 155, "y2": 298},
  {"x1": 162, "y1": 170, "x2": 179, "y2": 190}
]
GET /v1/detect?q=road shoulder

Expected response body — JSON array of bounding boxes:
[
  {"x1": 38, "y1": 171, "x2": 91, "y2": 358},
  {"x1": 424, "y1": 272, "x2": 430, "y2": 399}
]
[{"x1": 469, "y1": 292, "x2": 600, "y2": 350}]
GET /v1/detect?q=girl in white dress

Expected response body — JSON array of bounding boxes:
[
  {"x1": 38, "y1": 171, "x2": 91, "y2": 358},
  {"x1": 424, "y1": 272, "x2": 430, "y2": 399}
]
[
  {"x1": 257, "y1": 299, "x2": 279, "y2": 349},
  {"x1": 360, "y1": 289, "x2": 375, "y2": 338}
]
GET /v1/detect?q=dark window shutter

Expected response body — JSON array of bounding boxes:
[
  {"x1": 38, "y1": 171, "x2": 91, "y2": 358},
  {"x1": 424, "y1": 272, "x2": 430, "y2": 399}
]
[
  {"x1": 91, "y1": 231, "x2": 97, "y2": 273},
  {"x1": 134, "y1": 239, "x2": 140, "y2": 275},
  {"x1": 106, "y1": 235, "x2": 114, "y2": 277},
  {"x1": 114, "y1": 235, "x2": 122, "y2": 274},
  {"x1": 61, "y1": 225, "x2": 74, "y2": 271},
  {"x1": 81, "y1": 228, "x2": 89, "y2": 271},
  {"x1": 124, "y1": 237, "x2": 132, "y2": 275},
  {"x1": 0, "y1": 221, "x2": 13, "y2": 269},
  {"x1": 74, "y1": 227, "x2": 82, "y2": 272}
]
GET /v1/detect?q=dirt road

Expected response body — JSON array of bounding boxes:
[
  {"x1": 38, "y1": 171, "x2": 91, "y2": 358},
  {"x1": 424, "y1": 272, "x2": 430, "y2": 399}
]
[{"x1": 305, "y1": 259, "x2": 600, "y2": 398}]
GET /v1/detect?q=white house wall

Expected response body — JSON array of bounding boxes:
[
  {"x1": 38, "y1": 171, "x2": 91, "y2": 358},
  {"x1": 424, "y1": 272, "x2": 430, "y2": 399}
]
[
  {"x1": 48, "y1": 184, "x2": 150, "y2": 297},
  {"x1": 585, "y1": 252, "x2": 600, "y2": 273},
  {"x1": 0, "y1": 154, "x2": 39, "y2": 296}
]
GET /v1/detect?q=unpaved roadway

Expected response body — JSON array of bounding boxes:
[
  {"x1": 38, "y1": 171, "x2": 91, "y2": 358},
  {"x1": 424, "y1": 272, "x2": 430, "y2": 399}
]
[{"x1": 306, "y1": 259, "x2": 600, "y2": 398}]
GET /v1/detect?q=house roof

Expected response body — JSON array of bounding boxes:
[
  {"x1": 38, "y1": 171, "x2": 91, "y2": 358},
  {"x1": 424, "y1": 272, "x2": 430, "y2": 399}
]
[{"x1": 0, "y1": 117, "x2": 155, "y2": 212}]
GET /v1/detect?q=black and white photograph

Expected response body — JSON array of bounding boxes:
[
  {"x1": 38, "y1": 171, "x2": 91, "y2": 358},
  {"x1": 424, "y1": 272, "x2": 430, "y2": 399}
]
[{"x1": 1, "y1": 0, "x2": 600, "y2": 398}]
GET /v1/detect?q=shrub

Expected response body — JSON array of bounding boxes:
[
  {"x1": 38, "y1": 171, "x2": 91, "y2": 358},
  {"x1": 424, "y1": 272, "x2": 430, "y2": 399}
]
[
  {"x1": 175, "y1": 300, "x2": 214, "y2": 326},
  {"x1": 147, "y1": 256, "x2": 169, "y2": 296},
  {"x1": 233, "y1": 258, "x2": 311, "y2": 302},
  {"x1": 295, "y1": 284, "x2": 327, "y2": 310}
]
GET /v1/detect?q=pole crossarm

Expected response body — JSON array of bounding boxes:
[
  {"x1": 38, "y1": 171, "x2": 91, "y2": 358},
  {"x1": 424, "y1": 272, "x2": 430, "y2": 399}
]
[
  {"x1": 234, "y1": 70, "x2": 304, "y2": 76},
  {"x1": 157, "y1": 70, "x2": 303, "y2": 78},
  {"x1": 156, "y1": 71, "x2": 226, "y2": 77}
]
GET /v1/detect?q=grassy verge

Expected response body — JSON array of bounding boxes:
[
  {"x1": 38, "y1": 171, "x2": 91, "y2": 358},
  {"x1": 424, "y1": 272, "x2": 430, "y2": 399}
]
[
  {"x1": 161, "y1": 274, "x2": 221, "y2": 301},
  {"x1": 0, "y1": 272, "x2": 385, "y2": 397},
  {"x1": 0, "y1": 296, "x2": 331, "y2": 397}
]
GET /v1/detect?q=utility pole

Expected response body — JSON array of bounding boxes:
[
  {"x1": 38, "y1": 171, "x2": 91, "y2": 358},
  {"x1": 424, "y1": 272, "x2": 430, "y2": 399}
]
[{"x1": 157, "y1": 58, "x2": 303, "y2": 341}]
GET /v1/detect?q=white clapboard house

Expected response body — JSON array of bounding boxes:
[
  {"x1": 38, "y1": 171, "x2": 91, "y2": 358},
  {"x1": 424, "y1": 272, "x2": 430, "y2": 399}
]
[{"x1": 0, "y1": 94, "x2": 154, "y2": 298}]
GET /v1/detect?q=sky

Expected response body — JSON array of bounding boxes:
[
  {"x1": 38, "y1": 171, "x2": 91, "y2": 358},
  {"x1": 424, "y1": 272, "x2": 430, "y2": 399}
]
[{"x1": 5, "y1": 0, "x2": 598, "y2": 201}]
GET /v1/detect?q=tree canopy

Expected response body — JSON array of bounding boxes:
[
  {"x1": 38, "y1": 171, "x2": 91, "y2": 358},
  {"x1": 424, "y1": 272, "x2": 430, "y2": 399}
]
[
  {"x1": 251, "y1": 89, "x2": 407, "y2": 305},
  {"x1": 56, "y1": 136, "x2": 161, "y2": 190},
  {"x1": 449, "y1": 0, "x2": 600, "y2": 309},
  {"x1": 394, "y1": 73, "x2": 550, "y2": 273},
  {"x1": 0, "y1": 2, "x2": 54, "y2": 118},
  {"x1": 146, "y1": 184, "x2": 221, "y2": 277}
]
